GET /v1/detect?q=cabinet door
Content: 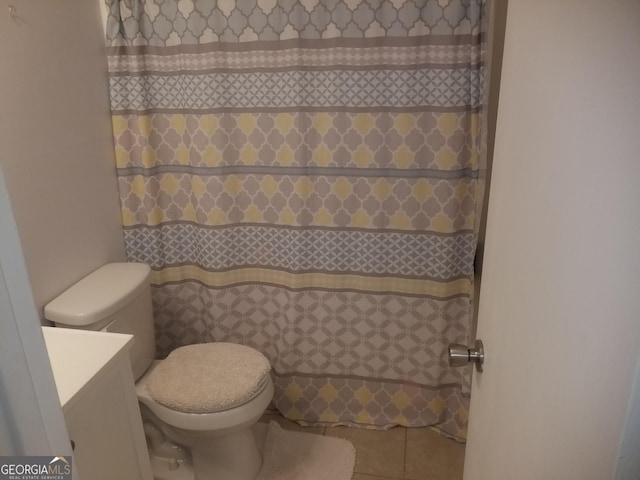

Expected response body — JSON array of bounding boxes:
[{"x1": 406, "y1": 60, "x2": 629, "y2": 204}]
[{"x1": 65, "y1": 360, "x2": 151, "y2": 480}]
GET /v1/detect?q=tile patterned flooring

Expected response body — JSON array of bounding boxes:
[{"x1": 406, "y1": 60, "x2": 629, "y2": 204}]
[{"x1": 259, "y1": 414, "x2": 465, "y2": 480}]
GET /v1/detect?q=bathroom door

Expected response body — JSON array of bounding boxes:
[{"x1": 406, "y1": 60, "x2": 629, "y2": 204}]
[
  {"x1": 0, "y1": 167, "x2": 74, "y2": 463},
  {"x1": 463, "y1": 1, "x2": 640, "y2": 479}
]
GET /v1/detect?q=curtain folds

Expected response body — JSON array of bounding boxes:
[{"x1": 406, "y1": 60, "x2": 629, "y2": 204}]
[{"x1": 106, "y1": 0, "x2": 486, "y2": 440}]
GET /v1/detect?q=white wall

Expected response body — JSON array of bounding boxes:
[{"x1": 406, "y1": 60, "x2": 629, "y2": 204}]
[
  {"x1": 0, "y1": 0, "x2": 125, "y2": 316},
  {"x1": 99, "y1": 1, "x2": 109, "y2": 34},
  {"x1": 465, "y1": 0, "x2": 640, "y2": 478}
]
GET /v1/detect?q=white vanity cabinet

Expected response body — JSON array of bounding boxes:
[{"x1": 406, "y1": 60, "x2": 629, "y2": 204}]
[{"x1": 43, "y1": 327, "x2": 152, "y2": 480}]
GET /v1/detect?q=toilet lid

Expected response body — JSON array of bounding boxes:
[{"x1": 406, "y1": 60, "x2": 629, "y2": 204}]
[{"x1": 145, "y1": 343, "x2": 271, "y2": 414}]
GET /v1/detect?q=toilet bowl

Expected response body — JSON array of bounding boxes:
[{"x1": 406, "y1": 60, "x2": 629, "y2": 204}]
[
  {"x1": 137, "y1": 343, "x2": 274, "y2": 480},
  {"x1": 138, "y1": 360, "x2": 274, "y2": 480},
  {"x1": 43, "y1": 262, "x2": 273, "y2": 480}
]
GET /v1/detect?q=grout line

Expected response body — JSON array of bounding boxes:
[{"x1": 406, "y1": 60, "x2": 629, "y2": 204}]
[
  {"x1": 355, "y1": 473, "x2": 401, "y2": 480},
  {"x1": 403, "y1": 426, "x2": 408, "y2": 479}
]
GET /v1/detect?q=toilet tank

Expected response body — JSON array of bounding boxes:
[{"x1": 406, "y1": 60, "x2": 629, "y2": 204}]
[{"x1": 44, "y1": 263, "x2": 156, "y2": 380}]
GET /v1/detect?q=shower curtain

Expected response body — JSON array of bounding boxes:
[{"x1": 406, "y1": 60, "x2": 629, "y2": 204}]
[{"x1": 106, "y1": 0, "x2": 486, "y2": 440}]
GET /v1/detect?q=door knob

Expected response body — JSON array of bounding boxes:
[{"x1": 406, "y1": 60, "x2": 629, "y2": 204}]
[{"x1": 448, "y1": 339, "x2": 484, "y2": 372}]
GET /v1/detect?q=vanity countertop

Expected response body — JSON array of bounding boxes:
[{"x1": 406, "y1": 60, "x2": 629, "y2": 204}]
[{"x1": 42, "y1": 326, "x2": 133, "y2": 411}]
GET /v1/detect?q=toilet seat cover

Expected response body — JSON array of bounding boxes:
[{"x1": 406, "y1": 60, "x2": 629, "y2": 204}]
[{"x1": 146, "y1": 343, "x2": 271, "y2": 414}]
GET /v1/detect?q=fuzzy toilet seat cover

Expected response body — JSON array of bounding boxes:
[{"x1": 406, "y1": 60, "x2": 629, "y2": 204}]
[{"x1": 146, "y1": 343, "x2": 271, "y2": 413}]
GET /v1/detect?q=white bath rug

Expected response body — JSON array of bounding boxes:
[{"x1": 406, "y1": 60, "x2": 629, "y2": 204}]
[{"x1": 253, "y1": 421, "x2": 356, "y2": 480}]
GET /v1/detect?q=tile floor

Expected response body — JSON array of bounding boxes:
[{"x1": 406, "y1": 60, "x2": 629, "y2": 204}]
[{"x1": 259, "y1": 414, "x2": 465, "y2": 480}]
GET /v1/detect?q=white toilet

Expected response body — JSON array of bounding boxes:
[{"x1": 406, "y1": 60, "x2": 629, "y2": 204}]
[{"x1": 44, "y1": 262, "x2": 274, "y2": 480}]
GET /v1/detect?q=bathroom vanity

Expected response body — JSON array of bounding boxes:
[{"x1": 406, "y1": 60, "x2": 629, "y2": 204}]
[{"x1": 42, "y1": 326, "x2": 152, "y2": 480}]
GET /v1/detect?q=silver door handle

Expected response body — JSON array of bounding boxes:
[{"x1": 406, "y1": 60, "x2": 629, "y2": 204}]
[{"x1": 448, "y1": 339, "x2": 484, "y2": 372}]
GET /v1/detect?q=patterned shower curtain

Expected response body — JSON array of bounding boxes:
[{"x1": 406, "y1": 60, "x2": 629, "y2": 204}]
[{"x1": 106, "y1": 0, "x2": 486, "y2": 440}]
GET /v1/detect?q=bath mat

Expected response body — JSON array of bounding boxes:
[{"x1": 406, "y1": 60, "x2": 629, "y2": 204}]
[{"x1": 254, "y1": 421, "x2": 356, "y2": 480}]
